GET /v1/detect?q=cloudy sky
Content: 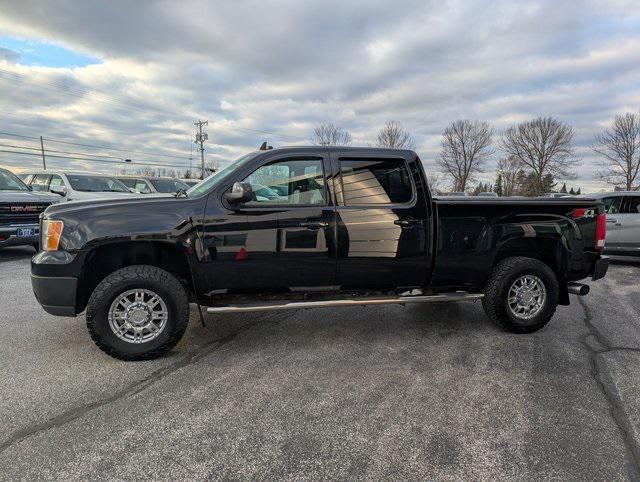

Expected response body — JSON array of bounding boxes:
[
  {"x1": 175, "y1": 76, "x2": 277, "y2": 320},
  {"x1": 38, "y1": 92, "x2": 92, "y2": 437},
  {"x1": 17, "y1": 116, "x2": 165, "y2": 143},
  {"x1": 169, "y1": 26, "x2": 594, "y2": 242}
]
[{"x1": 0, "y1": 0, "x2": 639, "y2": 191}]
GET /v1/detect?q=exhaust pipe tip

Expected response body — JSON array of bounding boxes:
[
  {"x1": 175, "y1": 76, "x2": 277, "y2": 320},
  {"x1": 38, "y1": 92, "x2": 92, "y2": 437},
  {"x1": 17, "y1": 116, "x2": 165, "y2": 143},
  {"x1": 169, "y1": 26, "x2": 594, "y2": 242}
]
[{"x1": 567, "y1": 282, "x2": 590, "y2": 296}]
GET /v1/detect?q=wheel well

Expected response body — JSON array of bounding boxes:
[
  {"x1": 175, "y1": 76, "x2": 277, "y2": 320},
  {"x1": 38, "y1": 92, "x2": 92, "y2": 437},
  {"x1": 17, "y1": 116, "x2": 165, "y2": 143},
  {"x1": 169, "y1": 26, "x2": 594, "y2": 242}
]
[
  {"x1": 77, "y1": 241, "x2": 194, "y2": 313},
  {"x1": 495, "y1": 238, "x2": 566, "y2": 274},
  {"x1": 493, "y1": 237, "x2": 570, "y2": 305}
]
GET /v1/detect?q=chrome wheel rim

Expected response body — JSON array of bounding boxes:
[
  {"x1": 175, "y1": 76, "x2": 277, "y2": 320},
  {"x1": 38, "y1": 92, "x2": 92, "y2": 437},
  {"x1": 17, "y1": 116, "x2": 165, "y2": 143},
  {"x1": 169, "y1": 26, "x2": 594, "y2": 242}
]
[
  {"x1": 108, "y1": 289, "x2": 168, "y2": 344},
  {"x1": 507, "y1": 275, "x2": 546, "y2": 320}
]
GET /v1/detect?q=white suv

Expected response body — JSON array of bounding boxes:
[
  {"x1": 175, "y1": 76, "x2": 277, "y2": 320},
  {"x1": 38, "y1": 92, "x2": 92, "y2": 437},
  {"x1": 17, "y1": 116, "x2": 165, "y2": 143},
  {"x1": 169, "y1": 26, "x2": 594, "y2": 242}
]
[{"x1": 21, "y1": 171, "x2": 136, "y2": 202}]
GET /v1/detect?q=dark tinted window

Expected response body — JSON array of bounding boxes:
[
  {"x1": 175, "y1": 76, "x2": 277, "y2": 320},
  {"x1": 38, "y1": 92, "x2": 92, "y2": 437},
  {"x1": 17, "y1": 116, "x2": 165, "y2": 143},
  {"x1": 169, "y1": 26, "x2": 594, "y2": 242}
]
[
  {"x1": 149, "y1": 178, "x2": 190, "y2": 193},
  {"x1": 67, "y1": 175, "x2": 128, "y2": 192},
  {"x1": 340, "y1": 158, "x2": 413, "y2": 205},
  {"x1": 118, "y1": 178, "x2": 137, "y2": 189},
  {"x1": 602, "y1": 197, "x2": 623, "y2": 214},
  {"x1": 626, "y1": 197, "x2": 640, "y2": 214},
  {"x1": 0, "y1": 169, "x2": 29, "y2": 191}
]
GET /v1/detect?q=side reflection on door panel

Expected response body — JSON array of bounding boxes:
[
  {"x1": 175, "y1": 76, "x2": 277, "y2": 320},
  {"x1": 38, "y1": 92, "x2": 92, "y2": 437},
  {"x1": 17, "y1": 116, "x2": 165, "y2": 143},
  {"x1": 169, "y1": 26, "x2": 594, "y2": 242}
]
[{"x1": 339, "y1": 209, "x2": 400, "y2": 257}]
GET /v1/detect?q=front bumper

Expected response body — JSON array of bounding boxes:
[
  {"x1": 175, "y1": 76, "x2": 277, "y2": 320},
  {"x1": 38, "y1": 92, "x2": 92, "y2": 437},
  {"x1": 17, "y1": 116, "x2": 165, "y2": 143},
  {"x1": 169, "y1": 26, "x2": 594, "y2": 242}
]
[
  {"x1": 592, "y1": 256, "x2": 609, "y2": 281},
  {"x1": 31, "y1": 274, "x2": 78, "y2": 316},
  {"x1": 31, "y1": 250, "x2": 85, "y2": 317},
  {"x1": 0, "y1": 224, "x2": 39, "y2": 249}
]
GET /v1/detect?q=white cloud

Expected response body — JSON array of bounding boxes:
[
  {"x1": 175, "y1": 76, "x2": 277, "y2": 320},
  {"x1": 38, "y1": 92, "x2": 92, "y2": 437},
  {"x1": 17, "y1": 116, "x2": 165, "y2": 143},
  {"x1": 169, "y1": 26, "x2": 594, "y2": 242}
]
[{"x1": 0, "y1": 0, "x2": 638, "y2": 191}]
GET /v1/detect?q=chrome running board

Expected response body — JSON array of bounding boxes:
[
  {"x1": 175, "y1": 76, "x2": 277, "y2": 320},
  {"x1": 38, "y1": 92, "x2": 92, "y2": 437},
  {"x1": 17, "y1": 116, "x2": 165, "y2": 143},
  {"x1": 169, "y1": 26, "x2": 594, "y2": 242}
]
[{"x1": 206, "y1": 292, "x2": 484, "y2": 314}]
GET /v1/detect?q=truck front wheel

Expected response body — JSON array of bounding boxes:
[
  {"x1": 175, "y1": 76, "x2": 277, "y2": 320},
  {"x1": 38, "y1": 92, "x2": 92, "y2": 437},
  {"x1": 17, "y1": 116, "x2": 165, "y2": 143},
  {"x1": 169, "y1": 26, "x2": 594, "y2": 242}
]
[
  {"x1": 86, "y1": 265, "x2": 190, "y2": 360},
  {"x1": 482, "y1": 256, "x2": 559, "y2": 333}
]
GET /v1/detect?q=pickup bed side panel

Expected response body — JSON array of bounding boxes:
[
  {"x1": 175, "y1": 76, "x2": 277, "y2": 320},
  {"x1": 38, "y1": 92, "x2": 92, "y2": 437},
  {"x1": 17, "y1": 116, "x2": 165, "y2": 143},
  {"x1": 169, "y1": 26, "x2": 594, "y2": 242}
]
[{"x1": 430, "y1": 200, "x2": 602, "y2": 291}]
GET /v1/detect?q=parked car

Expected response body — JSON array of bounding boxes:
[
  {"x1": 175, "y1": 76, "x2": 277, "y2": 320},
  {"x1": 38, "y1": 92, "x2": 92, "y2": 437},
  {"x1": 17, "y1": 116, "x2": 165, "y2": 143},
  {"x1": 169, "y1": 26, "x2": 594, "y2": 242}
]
[
  {"x1": 31, "y1": 147, "x2": 609, "y2": 360},
  {"x1": 477, "y1": 192, "x2": 498, "y2": 197},
  {"x1": 117, "y1": 176, "x2": 190, "y2": 194},
  {"x1": 0, "y1": 167, "x2": 57, "y2": 250},
  {"x1": 585, "y1": 192, "x2": 640, "y2": 257},
  {"x1": 448, "y1": 192, "x2": 468, "y2": 196},
  {"x1": 180, "y1": 179, "x2": 200, "y2": 187},
  {"x1": 545, "y1": 193, "x2": 572, "y2": 198},
  {"x1": 21, "y1": 171, "x2": 135, "y2": 202}
]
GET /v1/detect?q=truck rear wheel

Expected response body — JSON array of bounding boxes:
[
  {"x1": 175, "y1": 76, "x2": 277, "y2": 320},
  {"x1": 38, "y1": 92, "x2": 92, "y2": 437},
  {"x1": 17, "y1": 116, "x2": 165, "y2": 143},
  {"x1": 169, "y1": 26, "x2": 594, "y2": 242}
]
[
  {"x1": 86, "y1": 265, "x2": 190, "y2": 360},
  {"x1": 482, "y1": 256, "x2": 559, "y2": 333}
]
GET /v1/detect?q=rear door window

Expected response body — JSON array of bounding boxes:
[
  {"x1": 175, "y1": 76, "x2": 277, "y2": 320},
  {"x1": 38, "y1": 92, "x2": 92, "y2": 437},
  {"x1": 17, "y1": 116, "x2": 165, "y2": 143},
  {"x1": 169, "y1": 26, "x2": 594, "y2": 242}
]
[
  {"x1": 339, "y1": 158, "x2": 414, "y2": 205},
  {"x1": 625, "y1": 196, "x2": 640, "y2": 214}
]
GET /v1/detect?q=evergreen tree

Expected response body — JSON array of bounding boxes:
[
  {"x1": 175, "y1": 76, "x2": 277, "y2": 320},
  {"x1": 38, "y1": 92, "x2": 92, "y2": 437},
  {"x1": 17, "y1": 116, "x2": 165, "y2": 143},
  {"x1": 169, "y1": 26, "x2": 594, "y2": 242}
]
[
  {"x1": 494, "y1": 174, "x2": 503, "y2": 196},
  {"x1": 569, "y1": 187, "x2": 576, "y2": 195},
  {"x1": 576, "y1": 187, "x2": 581, "y2": 195},
  {"x1": 541, "y1": 173, "x2": 556, "y2": 194},
  {"x1": 560, "y1": 183, "x2": 567, "y2": 193}
]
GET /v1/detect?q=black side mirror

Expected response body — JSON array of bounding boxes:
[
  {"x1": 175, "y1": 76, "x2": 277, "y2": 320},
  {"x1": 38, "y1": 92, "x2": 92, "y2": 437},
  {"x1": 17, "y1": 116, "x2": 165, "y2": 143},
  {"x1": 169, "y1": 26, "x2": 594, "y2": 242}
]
[{"x1": 224, "y1": 182, "x2": 253, "y2": 204}]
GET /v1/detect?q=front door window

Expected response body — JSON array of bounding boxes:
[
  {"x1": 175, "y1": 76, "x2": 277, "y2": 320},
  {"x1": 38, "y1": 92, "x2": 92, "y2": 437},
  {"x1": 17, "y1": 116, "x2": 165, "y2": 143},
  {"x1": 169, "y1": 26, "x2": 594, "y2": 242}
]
[{"x1": 242, "y1": 159, "x2": 326, "y2": 206}]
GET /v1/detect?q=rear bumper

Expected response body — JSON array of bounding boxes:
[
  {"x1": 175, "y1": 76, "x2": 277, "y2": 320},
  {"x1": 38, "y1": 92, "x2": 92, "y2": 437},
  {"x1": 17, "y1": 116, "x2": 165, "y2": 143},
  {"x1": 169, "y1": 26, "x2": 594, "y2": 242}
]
[{"x1": 591, "y1": 256, "x2": 609, "y2": 281}]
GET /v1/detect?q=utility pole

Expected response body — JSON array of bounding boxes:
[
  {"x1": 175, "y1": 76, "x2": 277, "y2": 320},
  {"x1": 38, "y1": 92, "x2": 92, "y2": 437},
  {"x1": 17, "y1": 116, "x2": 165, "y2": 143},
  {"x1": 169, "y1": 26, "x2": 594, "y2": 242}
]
[
  {"x1": 194, "y1": 120, "x2": 208, "y2": 180},
  {"x1": 39, "y1": 136, "x2": 47, "y2": 170}
]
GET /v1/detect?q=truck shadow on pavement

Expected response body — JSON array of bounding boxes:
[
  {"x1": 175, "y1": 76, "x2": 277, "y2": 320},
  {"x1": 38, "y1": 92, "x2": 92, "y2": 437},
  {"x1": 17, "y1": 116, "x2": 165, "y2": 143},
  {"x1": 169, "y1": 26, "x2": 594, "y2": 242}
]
[{"x1": 0, "y1": 246, "x2": 36, "y2": 262}]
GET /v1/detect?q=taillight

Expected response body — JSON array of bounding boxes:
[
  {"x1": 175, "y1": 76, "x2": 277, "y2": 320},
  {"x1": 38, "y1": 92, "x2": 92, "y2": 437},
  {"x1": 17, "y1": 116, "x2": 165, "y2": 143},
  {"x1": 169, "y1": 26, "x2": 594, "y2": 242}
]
[{"x1": 595, "y1": 212, "x2": 606, "y2": 251}]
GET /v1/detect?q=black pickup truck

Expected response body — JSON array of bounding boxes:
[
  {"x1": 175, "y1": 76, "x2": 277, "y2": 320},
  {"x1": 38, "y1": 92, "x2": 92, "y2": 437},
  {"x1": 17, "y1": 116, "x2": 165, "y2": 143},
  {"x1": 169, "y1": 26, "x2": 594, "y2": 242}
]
[
  {"x1": 31, "y1": 147, "x2": 609, "y2": 360},
  {"x1": 0, "y1": 167, "x2": 56, "y2": 251}
]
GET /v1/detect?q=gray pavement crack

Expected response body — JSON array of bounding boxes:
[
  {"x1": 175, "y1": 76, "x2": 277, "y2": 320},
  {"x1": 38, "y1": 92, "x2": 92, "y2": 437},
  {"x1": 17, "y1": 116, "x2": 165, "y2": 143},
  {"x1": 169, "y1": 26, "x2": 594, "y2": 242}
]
[
  {"x1": 0, "y1": 316, "x2": 273, "y2": 456},
  {"x1": 578, "y1": 296, "x2": 640, "y2": 477}
]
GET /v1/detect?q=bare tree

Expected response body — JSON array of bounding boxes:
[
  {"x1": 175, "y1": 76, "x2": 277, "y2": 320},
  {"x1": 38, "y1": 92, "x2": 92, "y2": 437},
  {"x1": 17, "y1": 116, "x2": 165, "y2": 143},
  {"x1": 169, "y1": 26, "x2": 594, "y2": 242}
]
[
  {"x1": 375, "y1": 121, "x2": 415, "y2": 149},
  {"x1": 593, "y1": 112, "x2": 640, "y2": 191},
  {"x1": 496, "y1": 156, "x2": 524, "y2": 197},
  {"x1": 426, "y1": 171, "x2": 444, "y2": 194},
  {"x1": 313, "y1": 123, "x2": 352, "y2": 146},
  {"x1": 436, "y1": 119, "x2": 494, "y2": 192},
  {"x1": 501, "y1": 117, "x2": 577, "y2": 195}
]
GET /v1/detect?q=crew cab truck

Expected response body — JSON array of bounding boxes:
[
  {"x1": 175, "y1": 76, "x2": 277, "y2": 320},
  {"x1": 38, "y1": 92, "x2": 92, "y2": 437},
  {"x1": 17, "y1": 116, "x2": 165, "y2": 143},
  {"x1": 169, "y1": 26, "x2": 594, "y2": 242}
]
[{"x1": 31, "y1": 147, "x2": 609, "y2": 360}]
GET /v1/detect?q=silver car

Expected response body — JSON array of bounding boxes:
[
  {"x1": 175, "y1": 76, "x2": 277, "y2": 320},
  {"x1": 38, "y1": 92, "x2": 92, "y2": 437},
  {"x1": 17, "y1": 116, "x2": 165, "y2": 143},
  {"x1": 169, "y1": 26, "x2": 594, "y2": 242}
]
[
  {"x1": 590, "y1": 192, "x2": 640, "y2": 256},
  {"x1": 117, "y1": 176, "x2": 190, "y2": 194},
  {"x1": 21, "y1": 171, "x2": 136, "y2": 202}
]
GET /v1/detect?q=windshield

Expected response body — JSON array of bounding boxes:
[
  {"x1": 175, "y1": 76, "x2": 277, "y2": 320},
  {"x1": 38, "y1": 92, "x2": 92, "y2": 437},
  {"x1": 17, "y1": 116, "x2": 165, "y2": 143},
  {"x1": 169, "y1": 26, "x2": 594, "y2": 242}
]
[
  {"x1": 186, "y1": 152, "x2": 259, "y2": 197},
  {"x1": 149, "y1": 178, "x2": 190, "y2": 193},
  {"x1": 0, "y1": 169, "x2": 29, "y2": 191},
  {"x1": 67, "y1": 174, "x2": 129, "y2": 192}
]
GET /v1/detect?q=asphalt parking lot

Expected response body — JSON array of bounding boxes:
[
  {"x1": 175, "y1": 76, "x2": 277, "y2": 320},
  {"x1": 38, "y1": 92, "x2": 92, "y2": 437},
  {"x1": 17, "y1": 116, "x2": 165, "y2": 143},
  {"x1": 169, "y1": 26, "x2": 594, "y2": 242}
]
[{"x1": 1, "y1": 246, "x2": 639, "y2": 479}]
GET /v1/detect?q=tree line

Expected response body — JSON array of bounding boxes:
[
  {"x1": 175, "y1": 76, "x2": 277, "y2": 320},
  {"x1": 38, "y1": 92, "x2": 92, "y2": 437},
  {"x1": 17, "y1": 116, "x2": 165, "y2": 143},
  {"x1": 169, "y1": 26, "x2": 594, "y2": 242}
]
[{"x1": 312, "y1": 112, "x2": 640, "y2": 195}]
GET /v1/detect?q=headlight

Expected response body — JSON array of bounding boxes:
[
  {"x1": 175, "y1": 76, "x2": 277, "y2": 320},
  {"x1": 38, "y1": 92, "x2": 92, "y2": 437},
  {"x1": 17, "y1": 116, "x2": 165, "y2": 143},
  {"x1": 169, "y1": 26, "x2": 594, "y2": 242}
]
[{"x1": 42, "y1": 219, "x2": 64, "y2": 251}]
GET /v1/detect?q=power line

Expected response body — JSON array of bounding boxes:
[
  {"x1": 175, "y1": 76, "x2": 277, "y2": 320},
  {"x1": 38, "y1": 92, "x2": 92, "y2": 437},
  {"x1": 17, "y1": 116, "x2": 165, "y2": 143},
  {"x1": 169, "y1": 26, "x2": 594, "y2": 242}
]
[
  {"x1": 0, "y1": 148, "x2": 192, "y2": 169},
  {"x1": 0, "y1": 129, "x2": 198, "y2": 161}
]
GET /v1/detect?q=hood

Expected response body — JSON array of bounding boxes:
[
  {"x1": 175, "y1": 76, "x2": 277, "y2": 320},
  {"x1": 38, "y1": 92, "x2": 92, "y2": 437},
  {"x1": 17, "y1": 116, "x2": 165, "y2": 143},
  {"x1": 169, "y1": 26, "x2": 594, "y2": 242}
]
[
  {"x1": 68, "y1": 191, "x2": 138, "y2": 201},
  {"x1": 0, "y1": 190, "x2": 59, "y2": 204},
  {"x1": 44, "y1": 192, "x2": 187, "y2": 217},
  {"x1": 42, "y1": 194, "x2": 204, "y2": 251}
]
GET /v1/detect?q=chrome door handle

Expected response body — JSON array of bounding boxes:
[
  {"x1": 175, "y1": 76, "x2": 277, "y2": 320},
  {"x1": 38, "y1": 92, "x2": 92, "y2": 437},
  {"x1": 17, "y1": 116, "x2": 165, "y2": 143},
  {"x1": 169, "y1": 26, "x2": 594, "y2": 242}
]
[
  {"x1": 394, "y1": 219, "x2": 423, "y2": 228},
  {"x1": 299, "y1": 221, "x2": 328, "y2": 230}
]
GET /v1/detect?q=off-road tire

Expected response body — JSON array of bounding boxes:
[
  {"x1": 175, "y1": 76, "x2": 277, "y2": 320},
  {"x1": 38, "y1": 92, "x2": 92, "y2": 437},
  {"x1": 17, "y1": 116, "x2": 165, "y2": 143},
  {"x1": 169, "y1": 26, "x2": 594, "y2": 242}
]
[
  {"x1": 482, "y1": 256, "x2": 559, "y2": 333},
  {"x1": 86, "y1": 265, "x2": 189, "y2": 360}
]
